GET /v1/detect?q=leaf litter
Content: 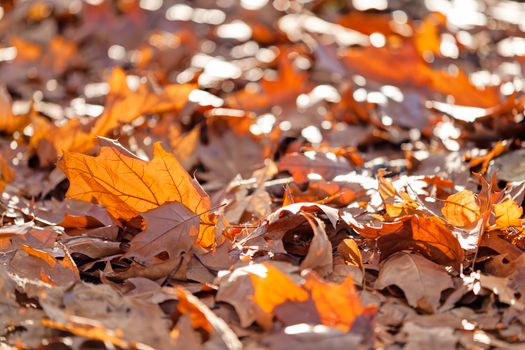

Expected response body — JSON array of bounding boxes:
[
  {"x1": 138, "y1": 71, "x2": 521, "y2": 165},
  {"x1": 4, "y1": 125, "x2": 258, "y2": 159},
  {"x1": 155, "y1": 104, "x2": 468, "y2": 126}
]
[{"x1": 1, "y1": 0, "x2": 525, "y2": 349}]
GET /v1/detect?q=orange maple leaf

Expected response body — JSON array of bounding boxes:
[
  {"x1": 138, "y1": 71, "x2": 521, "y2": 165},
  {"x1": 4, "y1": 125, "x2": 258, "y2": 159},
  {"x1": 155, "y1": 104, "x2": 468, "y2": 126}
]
[{"x1": 58, "y1": 138, "x2": 216, "y2": 248}]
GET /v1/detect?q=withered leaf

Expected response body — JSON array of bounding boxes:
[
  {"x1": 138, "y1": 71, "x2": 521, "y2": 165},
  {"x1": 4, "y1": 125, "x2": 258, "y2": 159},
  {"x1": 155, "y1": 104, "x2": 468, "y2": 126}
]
[
  {"x1": 216, "y1": 263, "x2": 308, "y2": 328},
  {"x1": 377, "y1": 215, "x2": 464, "y2": 269},
  {"x1": 375, "y1": 253, "x2": 453, "y2": 313},
  {"x1": 126, "y1": 202, "x2": 199, "y2": 262},
  {"x1": 300, "y1": 212, "x2": 333, "y2": 276},
  {"x1": 176, "y1": 287, "x2": 242, "y2": 350},
  {"x1": 303, "y1": 273, "x2": 371, "y2": 332},
  {"x1": 0, "y1": 85, "x2": 30, "y2": 133}
]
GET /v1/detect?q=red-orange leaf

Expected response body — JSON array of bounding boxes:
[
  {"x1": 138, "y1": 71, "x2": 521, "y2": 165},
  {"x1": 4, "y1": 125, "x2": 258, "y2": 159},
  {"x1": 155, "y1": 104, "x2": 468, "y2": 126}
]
[{"x1": 377, "y1": 215, "x2": 464, "y2": 269}]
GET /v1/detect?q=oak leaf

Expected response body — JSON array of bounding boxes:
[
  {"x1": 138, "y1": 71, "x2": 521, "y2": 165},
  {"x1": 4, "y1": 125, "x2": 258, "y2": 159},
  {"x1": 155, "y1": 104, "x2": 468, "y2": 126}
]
[
  {"x1": 375, "y1": 253, "x2": 453, "y2": 313},
  {"x1": 441, "y1": 190, "x2": 480, "y2": 227},
  {"x1": 58, "y1": 138, "x2": 215, "y2": 247}
]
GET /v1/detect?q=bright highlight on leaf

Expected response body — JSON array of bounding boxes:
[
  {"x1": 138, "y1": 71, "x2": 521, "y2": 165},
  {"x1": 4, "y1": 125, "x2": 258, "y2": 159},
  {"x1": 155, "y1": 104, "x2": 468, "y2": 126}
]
[
  {"x1": 58, "y1": 138, "x2": 215, "y2": 247},
  {"x1": 441, "y1": 190, "x2": 480, "y2": 227},
  {"x1": 493, "y1": 198, "x2": 524, "y2": 230},
  {"x1": 250, "y1": 263, "x2": 309, "y2": 314},
  {"x1": 249, "y1": 263, "x2": 371, "y2": 332}
]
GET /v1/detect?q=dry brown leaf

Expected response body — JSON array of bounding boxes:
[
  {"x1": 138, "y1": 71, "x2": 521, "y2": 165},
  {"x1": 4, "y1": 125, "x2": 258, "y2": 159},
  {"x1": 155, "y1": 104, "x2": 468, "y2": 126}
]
[
  {"x1": 176, "y1": 287, "x2": 242, "y2": 350},
  {"x1": 377, "y1": 169, "x2": 419, "y2": 218},
  {"x1": 125, "y1": 202, "x2": 200, "y2": 262},
  {"x1": 478, "y1": 274, "x2": 523, "y2": 309},
  {"x1": 299, "y1": 212, "x2": 333, "y2": 276},
  {"x1": 375, "y1": 253, "x2": 454, "y2": 313}
]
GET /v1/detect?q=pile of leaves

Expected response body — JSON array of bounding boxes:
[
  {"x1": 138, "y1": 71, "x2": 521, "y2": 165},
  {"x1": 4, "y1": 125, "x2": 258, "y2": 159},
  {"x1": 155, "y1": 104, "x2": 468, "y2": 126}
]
[{"x1": 1, "y1": 0, "x2": 525, "y2": 348}]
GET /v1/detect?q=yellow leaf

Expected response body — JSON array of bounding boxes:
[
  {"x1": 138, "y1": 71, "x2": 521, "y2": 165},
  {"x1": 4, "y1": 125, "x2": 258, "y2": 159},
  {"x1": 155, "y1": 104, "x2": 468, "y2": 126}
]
[
  {"x1": 337, "y1": 238, "x2": 364, "y2": 271},
  {"x1": 377, "y1": 170, "x2": 418, "y2": 218},
  {"x1": 494, "y1": 198, "x2": 523, "y2": 230},
  {"x1": 441, "y1": 190, "x2": 480, "y2": 227},
  {"x1": 58, "y1": 138, "x2": 215, "y2": 247}
]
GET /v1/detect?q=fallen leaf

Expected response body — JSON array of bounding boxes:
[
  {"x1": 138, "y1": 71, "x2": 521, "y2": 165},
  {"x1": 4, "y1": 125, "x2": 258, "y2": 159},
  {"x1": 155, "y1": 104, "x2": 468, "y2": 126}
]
[
  {"x1": 0, "y1": 85, "x2": 30, "y2": 133},
  {"x1": 58, "y1": 138, "x2": 215, "y2": 247},
  {"x1": 337, "y1": 238, "x2": 364, "y2": 273},
  {"x1": 493, "y1": 198, "x2": 524, "y2": 231},
  {"x1": 375, "y1": 253, "x2": 454, "y2": 313},
  {"x1": 478, "y1": 273, "x2": 523, "y2": 309},
  {"x1": 176, "y1": 287, "x2": 242, "y2": 350},
  {"x1": 300, "y1": 212, "x2": 333, "y2": 275},
  {"x1": 377, "y1": 215, "x2": 464, "y2": 269},
  {"x1": 304, "y1": 273, "x2": 367, "y2": 332},
  {"x1": 250, "y1": 263, "x2": 309, "y2": 315},
  {"x1": 217, "y1": 261, "x2": 374, "y2": 332},
  {"x1": 125, "y1": 202, "x2": 200, "y2": 262},
  {"x1": 441, "y1": 190, "x2": 480, "y2": 227},
  {"x1": 377, "y1": 169, "x2": 420, "y2": 218},
  {"x1": 226, "y1": 53, "x2": 308, "y2": 110}
]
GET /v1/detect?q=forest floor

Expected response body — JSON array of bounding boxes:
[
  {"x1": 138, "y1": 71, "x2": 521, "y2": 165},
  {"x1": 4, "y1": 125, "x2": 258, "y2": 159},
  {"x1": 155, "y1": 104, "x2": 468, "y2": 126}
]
[{"x1": 1, "y1": 0, "x2": 525, "y2": 349}]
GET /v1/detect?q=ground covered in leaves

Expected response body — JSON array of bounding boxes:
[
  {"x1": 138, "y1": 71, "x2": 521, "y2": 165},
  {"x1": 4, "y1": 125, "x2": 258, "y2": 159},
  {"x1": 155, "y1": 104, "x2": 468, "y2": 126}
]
[{"x1": 1, "y1": 0, "x2": 525, "y2": 349}]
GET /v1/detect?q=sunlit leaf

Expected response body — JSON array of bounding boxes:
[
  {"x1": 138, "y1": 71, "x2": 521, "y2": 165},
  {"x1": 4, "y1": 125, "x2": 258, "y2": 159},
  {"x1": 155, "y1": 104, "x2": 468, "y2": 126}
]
[
  {"x1": 493, "y1": 198, "x2": 524, "y2": 230},
  {"x1": 441, "y1": 190, "x2": 480, "y2": 227},
  {"x1": 58, "y1": 138, "x2": 215, "y2": 247}
]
